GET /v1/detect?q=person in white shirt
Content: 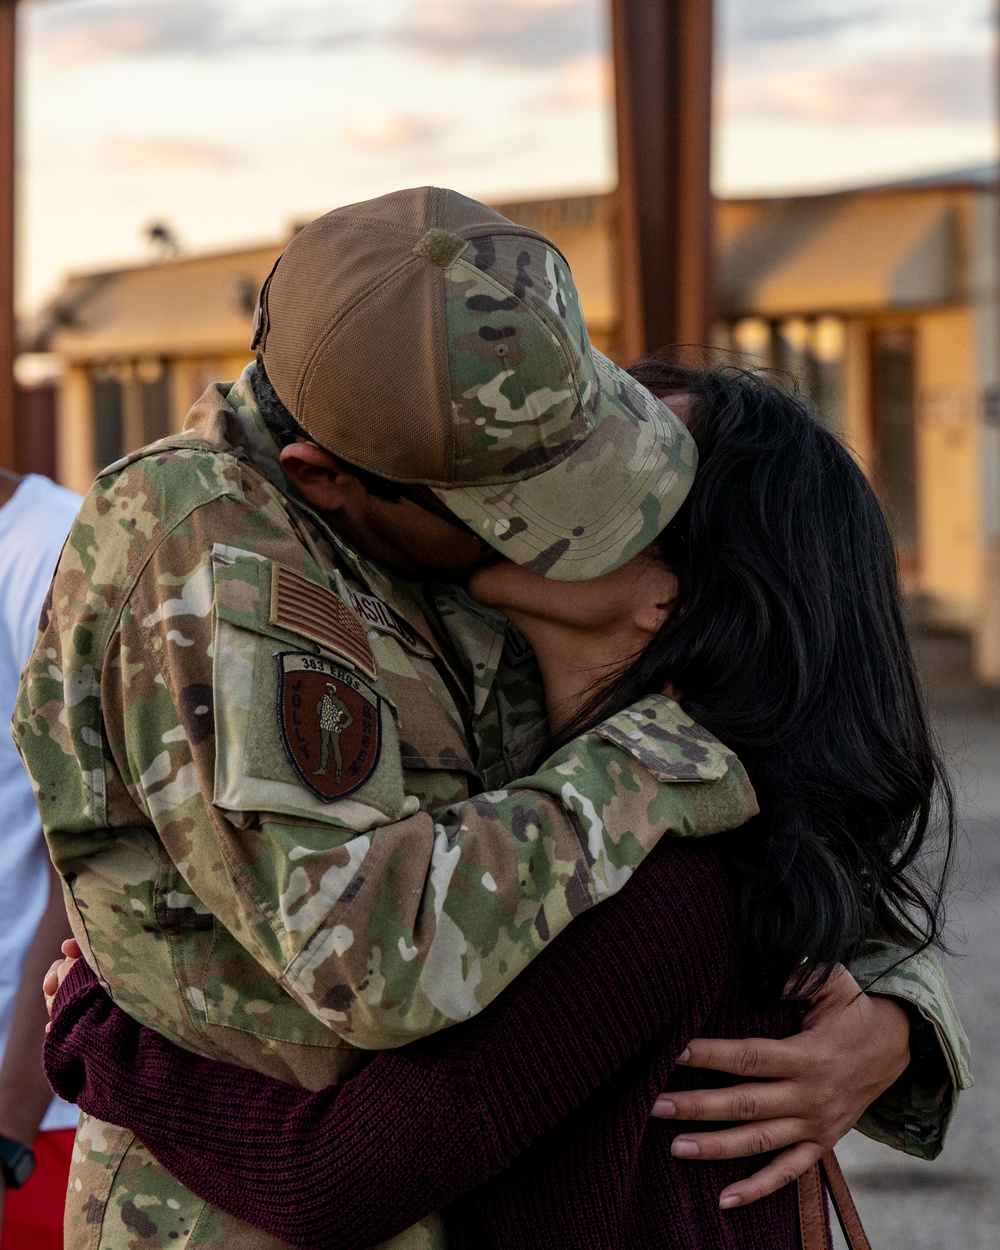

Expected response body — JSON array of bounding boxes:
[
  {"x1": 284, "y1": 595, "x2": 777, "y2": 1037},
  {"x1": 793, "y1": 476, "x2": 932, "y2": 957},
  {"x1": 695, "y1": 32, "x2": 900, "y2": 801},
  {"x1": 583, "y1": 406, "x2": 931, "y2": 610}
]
[{"x1": 0, "y1": 471, "x2": 81, "y2": 1248}]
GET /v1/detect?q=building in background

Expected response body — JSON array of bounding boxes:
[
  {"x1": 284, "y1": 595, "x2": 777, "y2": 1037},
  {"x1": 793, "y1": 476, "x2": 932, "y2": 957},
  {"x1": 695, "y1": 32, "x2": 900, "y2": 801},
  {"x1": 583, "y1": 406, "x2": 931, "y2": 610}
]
[{"x1": 20, "y1": 167, "x2": 1000, "y2": 677}]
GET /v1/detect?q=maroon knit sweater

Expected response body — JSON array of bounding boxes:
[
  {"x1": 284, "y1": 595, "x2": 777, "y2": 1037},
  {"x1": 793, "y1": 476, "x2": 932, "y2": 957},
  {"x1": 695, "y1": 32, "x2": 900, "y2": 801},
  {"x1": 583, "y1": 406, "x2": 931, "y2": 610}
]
[{"x1": 45, "y1": 841, "x2": 802, "y2": 1250}]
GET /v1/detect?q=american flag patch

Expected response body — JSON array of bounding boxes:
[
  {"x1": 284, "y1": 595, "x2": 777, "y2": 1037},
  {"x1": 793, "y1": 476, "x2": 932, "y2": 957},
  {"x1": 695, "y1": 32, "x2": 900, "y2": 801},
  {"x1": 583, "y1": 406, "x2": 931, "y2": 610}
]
[{"x1": 270, "y1": 565, "x2": 377, "y2": 679}]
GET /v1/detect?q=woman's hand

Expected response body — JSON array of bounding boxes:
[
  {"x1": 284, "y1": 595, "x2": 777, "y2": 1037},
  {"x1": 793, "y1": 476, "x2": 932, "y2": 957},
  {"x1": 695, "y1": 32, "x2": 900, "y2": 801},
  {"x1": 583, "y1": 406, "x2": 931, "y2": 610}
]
[
  {"x1": 650, "y1": 965, "x2": 912, "y2": 1207},
  {"x1": 42, "y1": 938, "x2": 83, "y2": 1031}
]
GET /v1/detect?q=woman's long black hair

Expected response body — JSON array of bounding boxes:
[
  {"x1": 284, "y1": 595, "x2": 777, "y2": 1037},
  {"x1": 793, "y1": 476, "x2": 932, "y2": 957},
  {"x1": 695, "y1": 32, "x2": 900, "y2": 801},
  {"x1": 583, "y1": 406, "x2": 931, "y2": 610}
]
[{"x1": 555, "y1": 357, "x2": 954, "y2": 997}]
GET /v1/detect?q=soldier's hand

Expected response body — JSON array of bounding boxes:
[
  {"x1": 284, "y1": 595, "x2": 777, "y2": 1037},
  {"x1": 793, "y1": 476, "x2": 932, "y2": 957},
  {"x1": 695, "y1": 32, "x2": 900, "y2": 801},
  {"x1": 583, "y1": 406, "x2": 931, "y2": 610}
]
[
  {"x1": 43, "y1": 938, "x2": 83, "y2": 1030},
  {"x1": 649, "y1": 965, "x2": 911, "y2": 1208}
]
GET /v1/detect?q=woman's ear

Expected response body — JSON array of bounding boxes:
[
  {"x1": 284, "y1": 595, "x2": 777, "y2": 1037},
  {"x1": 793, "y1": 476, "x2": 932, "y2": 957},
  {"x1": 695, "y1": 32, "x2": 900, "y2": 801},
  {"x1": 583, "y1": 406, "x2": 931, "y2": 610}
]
[
  {"x1": 279, "y1": 442, "x2": 355, "y2": 511},
  {"x1": 633, "y1": 567, "x2": 678, "y2": 636}
]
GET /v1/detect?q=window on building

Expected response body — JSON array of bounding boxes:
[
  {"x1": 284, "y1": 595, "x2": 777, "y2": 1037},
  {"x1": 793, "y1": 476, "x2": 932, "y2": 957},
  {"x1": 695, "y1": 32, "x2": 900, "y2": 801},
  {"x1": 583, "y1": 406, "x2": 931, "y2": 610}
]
[
  {"x1": 870, "y1": 327, "x2": 918, "y2": 564},
  {"x1": 720, "y1": 316, "x2": 845, "y2": 433},
  {"x1": 137, "y1": 359, "x2": 172, "y2": 444},
  {"x1": 809, "y1": 317, "x2": 846, "y2": 434},
  {"x1": 92, "y1": 369, "x2": 124, "y2": 468},
  {"x1": 730, "y1": 318, "x2": 773, "y2": 367},
  {"x1": 91, "y1": 360, "x2": 173, "y2": 471}
]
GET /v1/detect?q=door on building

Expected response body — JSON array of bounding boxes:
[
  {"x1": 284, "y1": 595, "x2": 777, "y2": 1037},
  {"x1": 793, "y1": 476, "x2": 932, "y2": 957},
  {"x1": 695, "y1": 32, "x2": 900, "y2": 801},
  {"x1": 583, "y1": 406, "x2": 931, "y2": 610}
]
[{"x1": 869, "y1": 328, "x2": 918, "y2": 575}]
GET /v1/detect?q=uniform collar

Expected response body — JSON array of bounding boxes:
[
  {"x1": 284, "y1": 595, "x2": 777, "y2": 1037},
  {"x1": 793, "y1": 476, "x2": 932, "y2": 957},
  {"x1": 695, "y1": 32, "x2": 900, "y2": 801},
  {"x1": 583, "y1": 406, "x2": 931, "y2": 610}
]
[
  {"x1": 426, "y1": 584, "x2": 508, "y2": 721},
  {"x1": 216, "y1": 367, "x2": 508, "y2": 708},
  {"x1": 220, "y1": 366, "x2": 401, "y2": 595}
]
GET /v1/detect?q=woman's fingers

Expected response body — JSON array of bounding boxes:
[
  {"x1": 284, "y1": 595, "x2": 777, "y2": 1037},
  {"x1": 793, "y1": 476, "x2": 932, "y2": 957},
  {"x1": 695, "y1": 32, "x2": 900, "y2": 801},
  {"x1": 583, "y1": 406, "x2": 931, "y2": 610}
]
[
  {"x1": 42, "y1": 958, "x2": 64, "y2": 999},
  {"x1": 55, "y1": 954, "x2": 79, "y2": 993},
  {"x1": 716, "y1": 1141, "x2": 826, "y2": 1209},
  {"x1": 667, "y1": 1117, "x2": 807, "y2": 1162},
  {"x1": 677, "y1": 1036, "x2": 808, "y2": 1080},
  {"x1": 651, "y1": 1082, "x2": 805, "y2": 1125},
  {"x1": 61, "y1": 938, "x2": 83, "y2": 960},
  {"x1": 43, "y1": 952, "x2": 80, "y2": 1023}
]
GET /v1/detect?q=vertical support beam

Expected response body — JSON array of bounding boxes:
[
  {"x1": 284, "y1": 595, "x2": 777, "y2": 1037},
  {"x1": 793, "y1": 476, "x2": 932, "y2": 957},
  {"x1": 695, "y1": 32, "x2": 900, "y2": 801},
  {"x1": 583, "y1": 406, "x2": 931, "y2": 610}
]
[
  {"x1": 611, "y1": 0, "x2": 714, "y2": 362},
  {"x1": 971, "y1": 4, "x2": 1000, "y2": 683},
  {"x1": 0, "y1": 0, "x2": 17, "y2": 471}
]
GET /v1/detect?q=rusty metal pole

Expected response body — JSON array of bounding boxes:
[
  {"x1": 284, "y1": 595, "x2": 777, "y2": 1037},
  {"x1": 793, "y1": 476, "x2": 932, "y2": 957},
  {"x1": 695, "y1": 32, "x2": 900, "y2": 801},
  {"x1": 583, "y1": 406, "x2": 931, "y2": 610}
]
[
  {"x1": 610, "y1": 0, "x2": 714, "y2": 362},
  {"x1": 0, "y1": 0, "x2": 17, "y2": 470}
]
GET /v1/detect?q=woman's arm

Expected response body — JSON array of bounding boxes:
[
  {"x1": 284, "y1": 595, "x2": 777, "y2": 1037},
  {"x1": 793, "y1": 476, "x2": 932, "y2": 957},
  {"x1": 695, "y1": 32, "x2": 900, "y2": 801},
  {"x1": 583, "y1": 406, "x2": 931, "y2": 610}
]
[{"x1": 46, "y1": 842, "x2": 739, "y2": 1250}]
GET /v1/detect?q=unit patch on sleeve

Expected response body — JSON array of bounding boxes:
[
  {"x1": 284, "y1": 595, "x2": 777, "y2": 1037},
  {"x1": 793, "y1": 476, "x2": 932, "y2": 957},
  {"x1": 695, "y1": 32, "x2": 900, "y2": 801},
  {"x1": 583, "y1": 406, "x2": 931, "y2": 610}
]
[
  {"x1": 270, "y1": 564, "x2": 377, "y2": 678},
  {"x1": 347, "y1": 589, "x2": 436, "y2": 659},
  {"x1": 277, "y1": 653, "x2": 382, "y2": 800}
]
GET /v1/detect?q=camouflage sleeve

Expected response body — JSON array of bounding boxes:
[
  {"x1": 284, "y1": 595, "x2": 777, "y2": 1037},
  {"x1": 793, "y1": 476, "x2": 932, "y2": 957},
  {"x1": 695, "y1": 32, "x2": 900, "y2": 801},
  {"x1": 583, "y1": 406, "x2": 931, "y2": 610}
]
[
  {"x1": 848, "y1": 940, "x2": 972, "y2": 1159},
  {"x1": 89, "y1": 501, "x2": 757, "y2": 1052}
]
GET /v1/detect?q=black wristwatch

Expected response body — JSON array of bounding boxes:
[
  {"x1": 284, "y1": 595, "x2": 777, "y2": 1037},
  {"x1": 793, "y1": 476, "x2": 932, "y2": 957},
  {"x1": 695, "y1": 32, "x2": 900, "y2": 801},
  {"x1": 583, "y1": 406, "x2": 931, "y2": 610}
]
[{"x1": 0, "y1": 1133, "x2": 35, "y2": 1188}]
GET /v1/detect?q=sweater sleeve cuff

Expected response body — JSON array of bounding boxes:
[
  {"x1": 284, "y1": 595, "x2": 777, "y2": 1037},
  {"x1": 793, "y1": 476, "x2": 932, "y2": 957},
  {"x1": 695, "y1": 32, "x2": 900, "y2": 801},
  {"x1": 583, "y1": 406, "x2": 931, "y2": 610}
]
[{"x1": 43, "y1": 957, "x2": 116, "y2": 1105}]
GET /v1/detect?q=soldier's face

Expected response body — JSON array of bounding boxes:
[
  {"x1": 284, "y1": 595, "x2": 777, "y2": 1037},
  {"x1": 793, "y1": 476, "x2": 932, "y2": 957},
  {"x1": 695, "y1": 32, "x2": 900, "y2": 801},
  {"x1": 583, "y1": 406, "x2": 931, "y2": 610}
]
[
  {"x1": 280, "y1": 441, "x2": 492, "y2": 578},
  {"x1": 335, "y1": 493, "x2": 492, "y2": 578}
]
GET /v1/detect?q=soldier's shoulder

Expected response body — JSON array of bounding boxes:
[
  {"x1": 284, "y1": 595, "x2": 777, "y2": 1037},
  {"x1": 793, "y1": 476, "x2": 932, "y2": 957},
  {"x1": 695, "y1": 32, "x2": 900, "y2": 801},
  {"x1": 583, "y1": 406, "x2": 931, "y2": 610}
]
[
  {"x1": 75, "y1": 429, "x2": 281, "y2": 556},
  {"x1": 57, "y1": 432, "x2": 292, "y2": 621},
  {"x1": 94, "y1": 428, "x2": 244, "y2": 509},
  {"x1": 592, "y1": 695, "x2": 739, "y2": 783}
]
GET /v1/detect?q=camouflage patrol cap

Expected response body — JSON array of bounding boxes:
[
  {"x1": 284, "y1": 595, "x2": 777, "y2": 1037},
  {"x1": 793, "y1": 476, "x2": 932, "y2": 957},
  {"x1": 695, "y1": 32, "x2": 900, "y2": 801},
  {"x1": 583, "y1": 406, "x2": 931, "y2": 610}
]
[{"x1": 254, "y1": 186, "x2": 696, "y2": 580}]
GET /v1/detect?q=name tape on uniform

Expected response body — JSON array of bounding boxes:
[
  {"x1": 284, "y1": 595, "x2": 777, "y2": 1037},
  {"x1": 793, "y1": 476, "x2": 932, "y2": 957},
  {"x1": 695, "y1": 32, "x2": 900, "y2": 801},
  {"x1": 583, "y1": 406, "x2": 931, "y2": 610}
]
[
  {"x1": 347, "y1": 589, "x2": 436, "y2": 659},
  {"x1": 270, "y1": 565, "x2": 377, "y2": 679}
]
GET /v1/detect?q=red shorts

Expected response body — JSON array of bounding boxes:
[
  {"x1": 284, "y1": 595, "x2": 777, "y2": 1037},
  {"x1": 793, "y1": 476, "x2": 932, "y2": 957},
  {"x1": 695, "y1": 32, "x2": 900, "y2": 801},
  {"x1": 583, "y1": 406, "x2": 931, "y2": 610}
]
[{"x1": 1, "y1": 1127, "x2": 75, "y2": 1250}]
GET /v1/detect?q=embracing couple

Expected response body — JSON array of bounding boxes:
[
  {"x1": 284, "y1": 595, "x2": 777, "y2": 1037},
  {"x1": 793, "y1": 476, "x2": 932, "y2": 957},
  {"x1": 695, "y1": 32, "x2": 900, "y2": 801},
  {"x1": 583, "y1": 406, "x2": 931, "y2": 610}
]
[{"x1": 22, "y1": 188, "x2": 968, "y2": 1250}]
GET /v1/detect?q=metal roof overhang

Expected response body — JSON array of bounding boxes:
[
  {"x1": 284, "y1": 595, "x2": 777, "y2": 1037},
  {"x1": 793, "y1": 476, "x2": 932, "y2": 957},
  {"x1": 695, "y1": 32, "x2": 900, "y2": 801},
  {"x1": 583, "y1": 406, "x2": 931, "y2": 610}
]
[
  {"x1": 717, "y1": 194, "x2": 961, "y2": 319},
  {"x1": 28, "y1": 244, "x2": 283, "y2": 362}
]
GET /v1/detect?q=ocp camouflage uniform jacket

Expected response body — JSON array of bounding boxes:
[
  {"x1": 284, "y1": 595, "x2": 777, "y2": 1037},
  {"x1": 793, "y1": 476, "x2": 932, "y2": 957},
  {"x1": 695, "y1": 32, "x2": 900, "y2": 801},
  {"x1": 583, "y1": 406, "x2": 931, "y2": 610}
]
[{"x1": 16, "y1": 369, "x2": 970, "y2": 1250}]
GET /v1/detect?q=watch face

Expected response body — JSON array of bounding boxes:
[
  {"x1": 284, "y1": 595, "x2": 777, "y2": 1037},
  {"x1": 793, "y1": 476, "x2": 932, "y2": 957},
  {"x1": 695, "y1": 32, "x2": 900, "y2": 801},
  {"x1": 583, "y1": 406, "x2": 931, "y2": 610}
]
[
  {"x1": 11, "y1": 1148, "x2": 34, "y2": 1186},
  {"x1": 0, "y1": 1135, "x2": 35, "y2": 1188}
]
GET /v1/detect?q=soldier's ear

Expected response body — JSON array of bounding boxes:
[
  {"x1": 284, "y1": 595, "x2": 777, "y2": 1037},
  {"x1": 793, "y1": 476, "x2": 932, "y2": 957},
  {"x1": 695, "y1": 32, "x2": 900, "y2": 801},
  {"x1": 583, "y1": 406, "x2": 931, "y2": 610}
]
[{"x1": 280, "y1": 441, "x2": 357, "y2": 511}]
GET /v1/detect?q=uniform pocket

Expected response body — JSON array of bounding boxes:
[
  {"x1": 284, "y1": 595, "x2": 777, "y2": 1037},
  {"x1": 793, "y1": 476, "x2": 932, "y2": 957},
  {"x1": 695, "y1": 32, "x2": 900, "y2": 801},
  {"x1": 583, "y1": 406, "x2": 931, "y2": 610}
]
[{"x1": 209, "y1": 545, "x2": 409, "y2": 829}]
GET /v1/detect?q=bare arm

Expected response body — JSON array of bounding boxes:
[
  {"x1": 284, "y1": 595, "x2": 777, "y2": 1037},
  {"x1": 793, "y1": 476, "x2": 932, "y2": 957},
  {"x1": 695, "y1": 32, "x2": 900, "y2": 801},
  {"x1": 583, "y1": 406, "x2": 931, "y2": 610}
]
[{"x1": 0, "y1": 859, "x2": 72, "y2": 1219}]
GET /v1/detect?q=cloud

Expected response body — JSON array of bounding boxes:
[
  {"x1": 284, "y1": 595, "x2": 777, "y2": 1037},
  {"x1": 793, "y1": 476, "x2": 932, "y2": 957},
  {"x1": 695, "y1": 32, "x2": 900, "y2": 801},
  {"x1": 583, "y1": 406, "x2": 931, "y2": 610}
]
[
  {"x1": 723, "y1": 0, "x2": 884, "y2": 48},
  {"x1": 98, "y1": 134, "x2": 235, "y2": 170},
  {"x1": 530, "y1": 54, "x2": 613, "y2": 109},
  {"x1": 380, "y1": 0, "x2": 603, "y2": 69},
  {"x1": 726, "y1": 51, "x2": 993, "y2": 125},
  {"x1": 27, "y1": 0, "x2": 604, "y2": 72},
  {"x1": 26, "y1": 0, "x2": 231, "y2": 67},
  {"x1": 341, "y1": 108, "x2": 444, "y2": 151},
  {"x1": 721, "y1": 0, "x2": 991, "y2": 72}
]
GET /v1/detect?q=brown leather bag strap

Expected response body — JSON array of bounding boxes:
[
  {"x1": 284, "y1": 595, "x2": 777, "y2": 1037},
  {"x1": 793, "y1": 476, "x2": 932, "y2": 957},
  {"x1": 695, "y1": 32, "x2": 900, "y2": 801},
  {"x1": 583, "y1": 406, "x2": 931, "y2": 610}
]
[{"x1": 798, "y1": 1151, "x2": 872, "y2": 1250}]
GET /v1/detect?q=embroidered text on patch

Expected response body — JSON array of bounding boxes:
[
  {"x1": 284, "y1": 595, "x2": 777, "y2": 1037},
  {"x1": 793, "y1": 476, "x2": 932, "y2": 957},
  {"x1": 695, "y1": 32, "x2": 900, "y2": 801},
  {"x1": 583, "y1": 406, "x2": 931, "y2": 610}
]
[
  {"x1": 347, "y1": 589, "x2": 436, "y2": 659},
  {"x1": 270, "y1": 565, "x2": 376, "y2": 679}
]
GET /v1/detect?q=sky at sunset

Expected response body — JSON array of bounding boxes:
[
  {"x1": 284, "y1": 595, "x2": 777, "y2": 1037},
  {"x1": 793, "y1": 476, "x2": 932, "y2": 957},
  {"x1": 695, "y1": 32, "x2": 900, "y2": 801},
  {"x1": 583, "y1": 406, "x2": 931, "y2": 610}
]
[{"x1": 16, "y1": 0, "x2": 997, "y2": 312}]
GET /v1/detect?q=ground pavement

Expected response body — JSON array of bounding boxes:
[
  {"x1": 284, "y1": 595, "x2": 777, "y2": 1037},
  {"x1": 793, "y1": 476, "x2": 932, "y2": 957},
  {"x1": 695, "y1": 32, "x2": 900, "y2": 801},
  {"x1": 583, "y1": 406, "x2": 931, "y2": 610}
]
[{"x1": 833, "y1": 634, "x2": 1000, "y2": 1249}]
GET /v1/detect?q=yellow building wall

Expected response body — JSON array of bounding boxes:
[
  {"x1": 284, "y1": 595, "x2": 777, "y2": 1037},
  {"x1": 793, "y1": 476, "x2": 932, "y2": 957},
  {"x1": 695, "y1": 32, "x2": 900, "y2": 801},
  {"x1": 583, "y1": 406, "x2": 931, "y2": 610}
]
[
  {"x1": 840, "y1": 320, "x2": 874, "y2": 472},
  {"x1": 56, "y1": 365, "x2": 96, "y2": 497},
  {"x1": 914, "y1": 308, "x2": 982, "y2": 626},
  {"x1": 171, "y1": 354, "x2": 254, "y2": 432}
]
